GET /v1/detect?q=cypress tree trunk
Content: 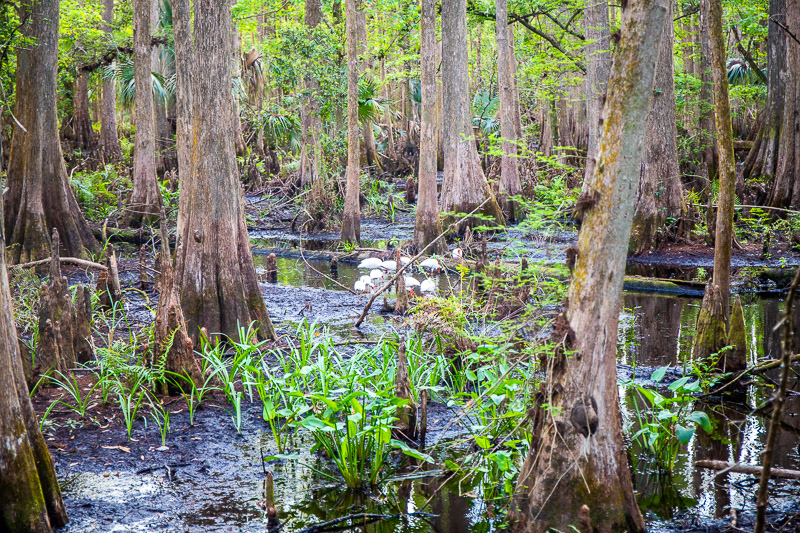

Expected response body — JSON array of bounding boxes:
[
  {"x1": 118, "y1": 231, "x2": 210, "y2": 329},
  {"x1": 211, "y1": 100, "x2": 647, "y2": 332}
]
[
  {"x1": 173, "y1": 0, "x2": 192, "y2": 194},
  {"x1": 99, "y1": 0, "x2": 121, "y2": 160},
  {"x1": 298, "y1": 0, "x2": 323, "y2": 188},
  {"x1": 743, "y1": 0, "x2": 785, "y2": 188},
  {"x1": 697, "y1": 2, "x2": 717, "y2": 185},
  {"x1": 230, "y1": 0, "x2": 247, "y2": 158},
  {"x1": 414, "y1": 0, "x2": 446, "y2": 254},
  {"x1": 0, "y1": 148, "x2": 68, "y2": 531},
  {"x1": 630, "y1": 0, "x2": 684, "y2": 253},
  {"x1": 496, "y1": 0, "x2": 521, "y2": 221},
  {"x1": 341, "y1": 0, "x2": 362, "y2": 244},
  {"x1": 440, "y1": 0, "x2": 504, "y2": 227},
  {"x1": 693, "y1": 0, "x2": 737, "y2": 361},
  {"x1": 583, "y1": 0, "x2": 611, "y2": 185},
  {"x1": 73, "y1": 72, "x2": 95, "y2": 151},
  {"x1": 173, "y1": 0, "x2": 276, "y2": 344},
  {"x1": 766, "y1": 2, "x2": 799, "y2": 208},
  {"x1": 127, "y1": 0, "x2": 161, "y2": 227},
  {"x1": 508, "y1": 1, "x2": 668, "y2": 529},
  {"x1": 4, "y1": 0, "x2": 99, "y2": 264}
]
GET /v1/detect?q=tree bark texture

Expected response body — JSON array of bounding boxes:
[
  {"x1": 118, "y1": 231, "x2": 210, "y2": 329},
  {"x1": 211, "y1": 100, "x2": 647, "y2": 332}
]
[
  {"x1": 0, "y1": 153, "x2": 68, "y2": 532},
  {"x1": 440, "y1": 0, "x2": 504, "y2": 227},
  {"x1": 173, "y1": 0, "x2": 193, "y2": 198},
  {"x1": 174, "y1": 0, "x2": 277, "y2": 344},
  {"x1": 341, "y1": 0, "x2": 362, "y2": 244},
  {"x1": 4, "y1": 0, "x2": 99, "y2": 264},
  {"x1": 742, "y1": 0, "x2": 785, "y2": 188},
  {"x1": 766, "y1": 1, "x2": 799, "y2": 208},
  {"x1": 508, "y1": 1, "x2": 668, "y2": 530},
  {"x1": 73, "y1": 73, "x2": 95, "y2": 151},
  {"x1": 697, "y1": 1, "x2": 717, "y2": 182},
  {"x1": 630, "y1": 0, "x2": 684, "y2": 253},
  {"x1": 583, "y1": 0, "x2": 611, "y2": 185},
  {"x1": 496, "y1": 0, "x2": 521, "y2": 221},
  {"x1": 414, "y1": 0, "x2": 446, "y2": 254},
  {"x1": 231, "y1": 0, "x2": 247, "y2": 158},
  {"x1": 99, "y1": 0, "x2": 121, "y2": 160},
  {"x1": 128, "y1": 0, "x2": 161, "y2": 227}
]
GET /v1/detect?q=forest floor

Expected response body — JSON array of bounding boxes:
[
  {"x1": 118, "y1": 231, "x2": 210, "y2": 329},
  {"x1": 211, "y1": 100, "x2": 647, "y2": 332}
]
[{"x1": 12, "y1": 187, "x2": 800, "y2": 532}]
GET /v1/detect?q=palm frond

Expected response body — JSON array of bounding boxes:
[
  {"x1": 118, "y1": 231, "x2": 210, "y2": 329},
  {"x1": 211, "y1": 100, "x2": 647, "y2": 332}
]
[{"x1": 727, "y1": 58, "x2": 765, "y2": 86}]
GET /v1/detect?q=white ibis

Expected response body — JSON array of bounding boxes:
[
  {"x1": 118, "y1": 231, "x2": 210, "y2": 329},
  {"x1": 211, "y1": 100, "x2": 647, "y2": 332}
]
[
  {"x1": 359, "y1": 274, "x2": 372, "y2": 285},
  {"x1": 452, "y1": 248, "x2": 463, "y2": 259},
  {"x1": 370, "y1": 269, "x2": 384, "y2": 282},
  {"x1": 400, "y1": 256, "x2": 412, "y2": 266},
  {"x1": 354, "y1": 279, "x2": 375, "y2": 294},
  {"x1": 419, "y1": 258, "x2": 442, "y2": 273},
  {"x1": 420, "y1": 279, "x2": 437, "y2": 295},
  {"x1": 380, "y1": 260, "x2": 397, "y2": 272},
  {"x1": 358, "y1": 257, "x2": 383, "y2": 270},
  {"x1": 404, "y1": 276, "x2": 421, "y2": 288}
]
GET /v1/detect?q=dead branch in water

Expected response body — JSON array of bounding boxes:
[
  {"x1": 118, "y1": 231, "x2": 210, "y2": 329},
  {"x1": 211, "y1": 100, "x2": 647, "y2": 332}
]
[
  {"x1": 10, "y1": 256, "x2": 108, "y2": 271},
  {"x1": 696, "y1": 460, "x2": 800, "y2": 480}
]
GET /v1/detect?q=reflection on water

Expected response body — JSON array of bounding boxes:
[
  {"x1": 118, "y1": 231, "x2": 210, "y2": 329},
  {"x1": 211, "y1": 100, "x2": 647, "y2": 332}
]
[{"x1": 619, "y1": 292, "x2": 800, "y2": 525}]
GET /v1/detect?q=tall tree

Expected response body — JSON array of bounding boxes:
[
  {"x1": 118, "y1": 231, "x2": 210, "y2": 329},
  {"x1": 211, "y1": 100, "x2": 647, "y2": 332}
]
[
  {"x1": 1, "y1": 130, "x2": 68, "y2": 531},
  {"x1": 496, "y1": 0, "x2": 522, "y2": 221},
  {"x1": 172, "y1": 0, "x2": 276, "y2": 343},
  {"x1": 231, "y1": 0, "x2": 247, "y2": 157},
  {"x1": 72, "y1": 72, "x2": 95, "y2": 151},
  {"x1": 764, "y1": 0, "x2": 799, "y2": 208},
  {"x1": 4, "y1": 0, "x2": 99, "y2": 263},
  {"x1": 508, "y1": 0, "x2": 668, "y2": 529},
  {"x1": 742, "y1": 0, "x2": 785, "y2": 189},
  {"x1": 341, "y1": 0, "x2": 362, "y2": 244},
  {"x1": 693, "y1": 0, "x2": 738, "y2": 363},
  {"x1": 583, "y1": 0, "x2": 611, "y2": 184},
  {"x1": 298, "y1": 0, "x2": 323, "y2": 188},
  {"x1": 414, "y1": 0, "x2": 446, "y2": 253},
  {"x1": 173, "y1": 0, "x2": 192, "y2": 189},
  {"x1": 99, "y1": 0, "x2": 121, "y2": 160},
  {"x1": 630, "y1": 0, "x2": 684, "y2": 253},
  {"x1": 127, "y1": 0, "x2": 160, "y2": 227},
  {"x1": 440, "y1": 0, "x2": 504, "y2": 227}
]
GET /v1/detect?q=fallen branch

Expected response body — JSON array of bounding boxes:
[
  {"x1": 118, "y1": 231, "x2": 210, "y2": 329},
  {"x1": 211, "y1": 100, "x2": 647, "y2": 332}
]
[
  {"x1": 295, "y1": 512, "x2": 437, "y2": 533},
  {"x1": 704, "y1": 353, "x2": 800, "y2": 396},
  {"x1": 10, "y1": 256, "x2": 108, "y2": 271},
  {"x1": 353, "y1": 198, "x2": 491, "y2": 328},
  {"x1": 299, "y1": 248, "x2": 356, "y2": 294},
  {"x1": 696, "y1": 460, "x2": 800, "y2": 480}
]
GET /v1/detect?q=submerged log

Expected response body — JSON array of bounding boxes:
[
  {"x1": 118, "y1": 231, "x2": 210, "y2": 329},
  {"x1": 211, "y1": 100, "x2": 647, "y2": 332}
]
[
  {"x1": 96, "y1": 244, "x2": 122, "y2": 309},
  {"x1": 696, "y1": 460, "x2": 800, "y2": 480}
]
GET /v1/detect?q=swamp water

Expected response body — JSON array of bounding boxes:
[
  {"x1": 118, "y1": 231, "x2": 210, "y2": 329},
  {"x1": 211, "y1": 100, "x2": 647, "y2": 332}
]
[{"x1": 55, "y1": 259, "x2": 800, "y2": 532}]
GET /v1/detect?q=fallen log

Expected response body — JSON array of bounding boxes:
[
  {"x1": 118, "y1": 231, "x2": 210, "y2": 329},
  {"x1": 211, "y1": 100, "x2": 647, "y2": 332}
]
[
  {"x1": 9, "y1": 256, "x2": 107, "y2": 271},
  {"x1": 695, "y1": 460, "x2": 800, "y2": 480}
]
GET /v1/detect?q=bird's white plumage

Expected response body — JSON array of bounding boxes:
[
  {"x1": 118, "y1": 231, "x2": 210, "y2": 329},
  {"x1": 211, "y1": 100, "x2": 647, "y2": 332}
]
[
  {"x1": 358, "y1": 257, "x2": 383, "y2": 270},
  {"x1": 420, "y1": 279, "x2": 437, "y2": 294},
  {"x1": 369, "y1": 269, "x2": 384, "y2": 281},
  {"x1": 419, "y1": 258, "x2": 441, "y2": 272},
  {"x1": 354, "y1": 279, "x2": 375, "y2": 294},
  {"x1": 404, "y1": 276, "x2": 420, "y2": 287},
  {"x1": 400, "y1": 256, "x2": 411, "y2": 266},
  {"x1": 380, "y1": 260, "x2": 397, "y2": 271},
  {"x1": 452, "y1": 248, "x2": 463, "y2": 259}
]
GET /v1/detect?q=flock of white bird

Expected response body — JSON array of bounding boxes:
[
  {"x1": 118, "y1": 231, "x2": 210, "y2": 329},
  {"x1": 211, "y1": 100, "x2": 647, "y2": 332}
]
[{"x1": 353, "y1": 249, "x2": 462, "y2": 296}]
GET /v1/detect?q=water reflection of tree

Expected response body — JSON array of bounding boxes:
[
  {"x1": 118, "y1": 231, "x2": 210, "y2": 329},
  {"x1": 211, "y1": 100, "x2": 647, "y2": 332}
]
[
  {"x1": 693, "y1": 402, "x2": 746, "y2": 519},
  {"x1": 626, "y1": 294, "x2": 685, "y2": 368}
]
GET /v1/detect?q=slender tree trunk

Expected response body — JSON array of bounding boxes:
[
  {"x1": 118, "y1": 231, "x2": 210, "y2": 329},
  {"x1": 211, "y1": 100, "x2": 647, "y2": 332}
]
[
  {"x1": 742, "y1": 0, "x2": 785, "y2": 187},
  {"x1": 341, "y1": 0, "x2": 362, "y2": 244},
  {"x1": 127, "y1": 0, "x2": 160, "y2": 227},
  {"x1": 99, "y1": 0, "x2": 121, "y2": 160},
  {"x1": 414, "y1": 0, "x2": 446, "y2": 254},
  {"x1": 766, "y1": 2, "x2": 799, "y2": 208},
  {"x1": 151, "y1": 0, "x2": 170, "y2": 173},
  {"x1": 583, "y1": 0, "x2": 611, "y2": 185},
  {"x1": 630, "y1": 0, "x2": 684, "y2": 253},
  {"x1": 356, "y1": 7, "x2": 379, "y2": 173},
  {"x1": 496, "y1": 0, "x2": 521, "y2": 221},
  {"x1": 440, "y1": 0, "x2": 504, "y2": 227},
  {"x1": 173, "y1": 0, "x2": 192, "y2": 196},
  {"x1": 693, "y1": 0, "x2": 737, "y2": 361},
  {"x1": 509, "y1": 0, "x2": 668, "y2": 529},
  {"x1": 73, "y1": 72, "x2": 95, "y2": 151},
  {"x1": 173, "y1": 0, "x2": 276, "y2": 344},
  {"x1": 380, "y1": 57, "x2": 397, "y2": 165},
  {"x1": 697, "y1": 3, "x2": 717, "y2": 185},
  {"x1": 298, "y1": 0, "x2": 322, "y2": 188},
  {"x1": 0, "y1": 135, "x2": 68, "y2": 530},
  {"x1": 4, "y1": 0, "x2": 99, "y2": 263}
]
